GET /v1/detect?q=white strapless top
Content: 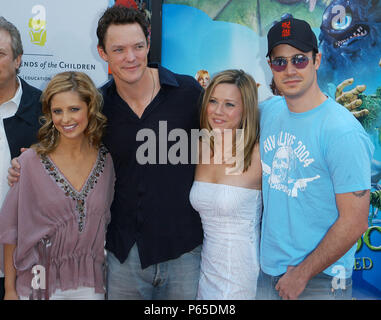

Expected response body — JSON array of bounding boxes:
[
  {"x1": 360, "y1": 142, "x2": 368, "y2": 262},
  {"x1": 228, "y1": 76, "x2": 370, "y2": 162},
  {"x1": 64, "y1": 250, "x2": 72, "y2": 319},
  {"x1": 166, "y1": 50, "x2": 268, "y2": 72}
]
[{"x1": 190, "y1": 181, "x2": 262, "y2": 300}]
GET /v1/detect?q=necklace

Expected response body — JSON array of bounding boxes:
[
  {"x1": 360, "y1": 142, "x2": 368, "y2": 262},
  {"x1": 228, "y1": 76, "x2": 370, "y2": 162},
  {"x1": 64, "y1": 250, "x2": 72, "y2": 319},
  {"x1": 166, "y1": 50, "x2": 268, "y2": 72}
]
[
  {"x1": 120, "y1": 68, "x2": 156, "y2": 117},
  {"x1": 149, "y1": 68, "x2": 155, "y2": 104}
]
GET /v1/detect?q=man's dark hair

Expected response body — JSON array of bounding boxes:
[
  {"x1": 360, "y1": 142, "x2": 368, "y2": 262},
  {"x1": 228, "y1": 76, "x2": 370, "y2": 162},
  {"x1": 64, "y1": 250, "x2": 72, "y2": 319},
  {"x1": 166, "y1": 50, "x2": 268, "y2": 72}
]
[
  {"x1": 96, "y1": 5, "x2": 149, "y2": 51},
  {"x1": 312, "y1": 50, "x2": 317, "y2": 64}
]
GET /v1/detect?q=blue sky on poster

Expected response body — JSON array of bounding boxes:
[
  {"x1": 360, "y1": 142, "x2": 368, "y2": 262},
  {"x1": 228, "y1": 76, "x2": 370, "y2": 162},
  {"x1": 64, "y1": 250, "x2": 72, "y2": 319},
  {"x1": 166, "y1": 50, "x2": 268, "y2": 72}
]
[{"x1": 162, "y1": 4, "x2": 276, "y2": 101}]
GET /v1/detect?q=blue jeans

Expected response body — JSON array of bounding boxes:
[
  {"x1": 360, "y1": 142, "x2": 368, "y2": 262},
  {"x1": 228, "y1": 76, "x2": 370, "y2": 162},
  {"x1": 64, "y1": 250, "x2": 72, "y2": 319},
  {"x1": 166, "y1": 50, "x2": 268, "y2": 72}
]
[
  {"x1": 256, "y1": 270, "x2": 353, "y2": 300},
  {"x1": 106, "y1": 243, "x2": 201, "y2": 300}
]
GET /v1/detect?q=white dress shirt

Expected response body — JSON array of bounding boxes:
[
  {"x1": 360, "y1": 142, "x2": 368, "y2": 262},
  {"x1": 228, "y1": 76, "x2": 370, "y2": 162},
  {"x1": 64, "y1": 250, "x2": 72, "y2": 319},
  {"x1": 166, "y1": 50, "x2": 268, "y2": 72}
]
[{"x1": 0, "y1": 77, "x2": 22, "y2": 277}]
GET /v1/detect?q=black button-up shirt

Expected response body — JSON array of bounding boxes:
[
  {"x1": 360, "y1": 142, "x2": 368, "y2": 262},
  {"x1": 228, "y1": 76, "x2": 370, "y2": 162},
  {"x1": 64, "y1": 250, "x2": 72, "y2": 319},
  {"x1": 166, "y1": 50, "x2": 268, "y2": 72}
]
[{"x1": 101, "y1": 64, "x2": 204, "y2": 268}]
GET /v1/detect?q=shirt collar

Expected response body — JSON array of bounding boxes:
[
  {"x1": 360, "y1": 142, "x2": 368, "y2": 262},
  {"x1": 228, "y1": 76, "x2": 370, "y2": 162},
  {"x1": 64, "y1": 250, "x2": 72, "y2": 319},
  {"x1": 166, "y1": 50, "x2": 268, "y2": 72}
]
[
  {"x1": 148, "y1": 63, "x2": 179, "y2": 88},
  {"x1": 106, "y1": 64, "x2": 180, "y2": 96},
  {"x1": 0, "y1": 77, "x2": 23, "y2": 116},
  {"x1": 12, "y1": 76, "x2": 23, "y2": 107}
]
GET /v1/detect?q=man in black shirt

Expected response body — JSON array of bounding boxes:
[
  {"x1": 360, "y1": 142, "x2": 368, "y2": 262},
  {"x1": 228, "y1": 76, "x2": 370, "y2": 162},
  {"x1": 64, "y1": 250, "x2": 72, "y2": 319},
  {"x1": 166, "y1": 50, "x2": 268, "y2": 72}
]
[{"x1": 96, "y1": 6, "x2": 203, "y2": 299}]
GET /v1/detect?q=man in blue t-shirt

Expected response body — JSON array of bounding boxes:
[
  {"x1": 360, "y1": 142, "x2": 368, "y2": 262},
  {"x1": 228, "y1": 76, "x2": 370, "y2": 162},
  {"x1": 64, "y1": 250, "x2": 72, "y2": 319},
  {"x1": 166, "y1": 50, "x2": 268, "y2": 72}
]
[{"x1": 257, "y1": 17, "x2": 374, "y2": 300}]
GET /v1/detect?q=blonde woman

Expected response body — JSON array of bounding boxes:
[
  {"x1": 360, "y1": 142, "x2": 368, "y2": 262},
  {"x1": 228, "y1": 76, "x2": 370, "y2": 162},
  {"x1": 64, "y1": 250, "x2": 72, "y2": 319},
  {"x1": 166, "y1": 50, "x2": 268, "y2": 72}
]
[
  {"x1": 189, "y1": 69, "x2": 261, "y2": 299},
  {"x1": 0, "y1": 71, "x2": 115, "y2": 300},
  {"x1": 195, "y1": 69, "x2": 210, "y2": 89}
]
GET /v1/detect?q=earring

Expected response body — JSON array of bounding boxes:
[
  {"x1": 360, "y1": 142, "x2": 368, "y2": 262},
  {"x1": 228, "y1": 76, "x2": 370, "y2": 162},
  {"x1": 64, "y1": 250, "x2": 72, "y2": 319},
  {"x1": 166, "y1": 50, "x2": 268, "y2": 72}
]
[{"x1": 50, "y1": 123, "x2": 57, "y2": 145}]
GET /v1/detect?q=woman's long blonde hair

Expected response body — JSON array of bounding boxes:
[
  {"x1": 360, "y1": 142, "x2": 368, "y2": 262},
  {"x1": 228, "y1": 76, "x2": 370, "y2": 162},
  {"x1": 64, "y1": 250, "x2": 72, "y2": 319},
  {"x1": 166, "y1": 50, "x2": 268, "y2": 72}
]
[
  {"x1": 33, "y1": 71, "x2": 106, "y2": 155},
  {"x1": 199, "y1": 69, "x2": 260, "y2": 172}
]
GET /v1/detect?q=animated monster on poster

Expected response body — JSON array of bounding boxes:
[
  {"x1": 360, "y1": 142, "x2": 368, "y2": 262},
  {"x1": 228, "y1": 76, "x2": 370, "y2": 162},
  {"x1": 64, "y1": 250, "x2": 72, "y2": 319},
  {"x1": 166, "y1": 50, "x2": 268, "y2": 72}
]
[{"x1": 162, "y1": 0, "x2": 381, "y2": 299}]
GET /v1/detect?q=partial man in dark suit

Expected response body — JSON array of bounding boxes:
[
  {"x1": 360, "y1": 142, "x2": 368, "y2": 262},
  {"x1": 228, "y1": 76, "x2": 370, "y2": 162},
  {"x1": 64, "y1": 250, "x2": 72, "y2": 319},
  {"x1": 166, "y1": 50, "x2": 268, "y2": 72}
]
[{"x1": 0, "y1": 16, "x2": 42, "y2": 300}]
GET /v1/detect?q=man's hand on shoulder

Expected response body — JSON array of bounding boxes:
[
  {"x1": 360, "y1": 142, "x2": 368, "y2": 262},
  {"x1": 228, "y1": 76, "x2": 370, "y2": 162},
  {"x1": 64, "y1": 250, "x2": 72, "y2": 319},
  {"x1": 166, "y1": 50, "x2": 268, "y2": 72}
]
[{"x1": 7, "y1": 147, "x2": 28, "y2": 187}]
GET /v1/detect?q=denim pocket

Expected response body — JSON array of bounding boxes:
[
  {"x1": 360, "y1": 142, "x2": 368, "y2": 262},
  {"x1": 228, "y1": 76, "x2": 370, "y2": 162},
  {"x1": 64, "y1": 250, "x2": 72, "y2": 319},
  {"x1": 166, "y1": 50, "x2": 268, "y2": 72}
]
[{"x1": 300, "y1": 273, "x2": 352, "y2": 300}]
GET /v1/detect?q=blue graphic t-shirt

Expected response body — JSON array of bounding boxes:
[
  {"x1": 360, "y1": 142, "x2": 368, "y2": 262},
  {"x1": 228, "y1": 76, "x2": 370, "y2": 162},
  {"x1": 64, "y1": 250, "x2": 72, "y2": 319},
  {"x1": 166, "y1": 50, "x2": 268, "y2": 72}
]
[{"x1": 259, "y1": 96, "x2": 374, "y2": 278}]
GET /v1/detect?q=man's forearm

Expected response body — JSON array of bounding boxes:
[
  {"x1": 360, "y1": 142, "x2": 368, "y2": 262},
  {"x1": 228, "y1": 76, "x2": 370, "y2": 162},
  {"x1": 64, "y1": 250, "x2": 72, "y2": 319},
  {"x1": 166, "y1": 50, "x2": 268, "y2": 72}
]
[
  {"x1": 296, "y1": 217, "x2": 367, "y2": 283},
  {"x1": 295, "y1": 190, "x2": 369, "y2": 282},
  {"x1": 275, "y1": 190, "x2": 369, "y2": 299}
]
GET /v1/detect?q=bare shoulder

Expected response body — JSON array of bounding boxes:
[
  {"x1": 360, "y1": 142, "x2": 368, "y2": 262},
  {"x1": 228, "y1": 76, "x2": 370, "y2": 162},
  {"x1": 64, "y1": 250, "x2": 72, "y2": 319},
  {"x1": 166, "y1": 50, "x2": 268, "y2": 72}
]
[
  {"x1": 195, "y1": 138, "x2": 218, "y2": 181},
  {"x1": 249, "y1": 143, "x2": 262, "y2": 171},
  {"x1": 198, "y1": 138, "x2": 212, "y2": 165},
  {"x1": 252, "y1": 142, "x2": 260, "y2": 157},
  {"x1": 245, "y1": 143, "x2": 262, "y2": 189}
]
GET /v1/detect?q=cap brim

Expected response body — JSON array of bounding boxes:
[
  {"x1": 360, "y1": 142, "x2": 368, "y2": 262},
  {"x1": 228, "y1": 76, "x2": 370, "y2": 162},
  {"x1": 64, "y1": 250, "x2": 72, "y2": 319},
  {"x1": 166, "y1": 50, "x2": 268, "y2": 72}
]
[{"x1": 266, "y1": 39, "x2": 315, "y2": 57}]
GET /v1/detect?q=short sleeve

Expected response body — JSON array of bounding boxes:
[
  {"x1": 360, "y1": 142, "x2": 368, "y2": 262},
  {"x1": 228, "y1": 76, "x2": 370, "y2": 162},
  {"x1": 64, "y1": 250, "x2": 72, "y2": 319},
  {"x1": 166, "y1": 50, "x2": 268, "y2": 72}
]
[
  {"x1": 259, "y1": 96, "x2": 276, "y2": 112},
  {"x1": 325, "y1": 130, "x2": 374, "y2": 194},
  {"x1": 259, "y1": 96, "x2": 282, "y2": 124}
]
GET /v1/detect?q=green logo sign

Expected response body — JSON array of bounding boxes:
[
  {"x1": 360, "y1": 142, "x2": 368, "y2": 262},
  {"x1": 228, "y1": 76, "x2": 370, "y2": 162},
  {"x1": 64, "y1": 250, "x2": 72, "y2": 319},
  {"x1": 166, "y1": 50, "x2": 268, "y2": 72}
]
[{"x1": 29, "y1": 5, "x2": 46, "y2": 47}]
